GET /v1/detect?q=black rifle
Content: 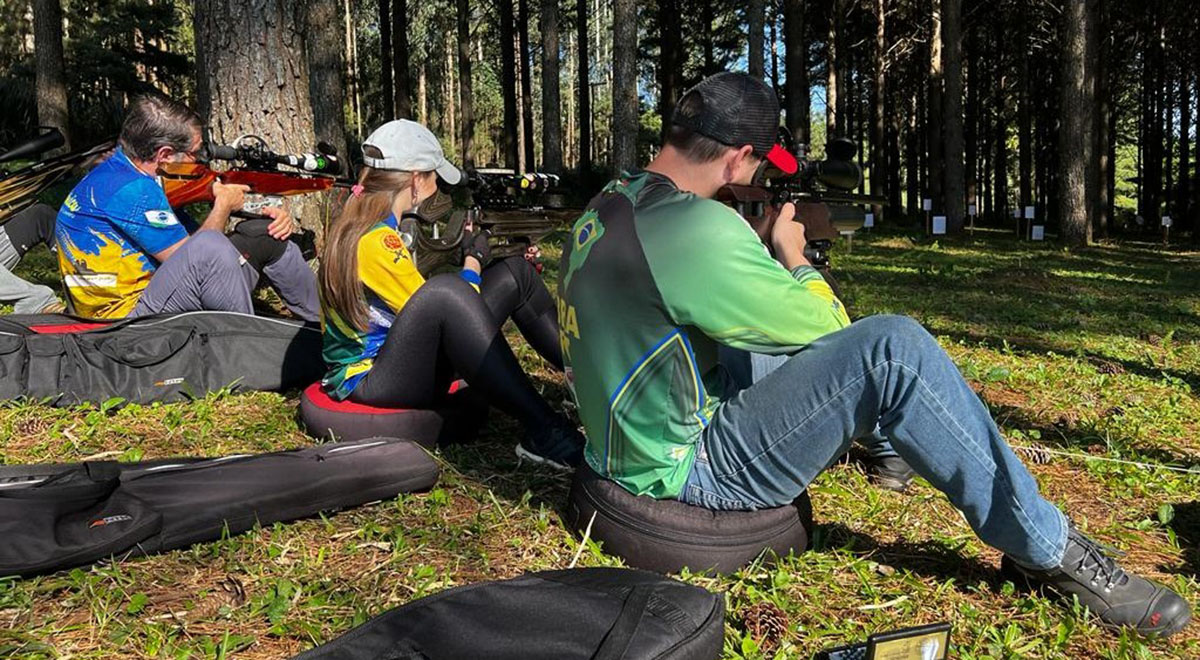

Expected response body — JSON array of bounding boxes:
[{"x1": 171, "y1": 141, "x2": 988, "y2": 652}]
[
  {"x1": 717, "y1": 132, "x2": 883, "y2": 297},
  {"x1": 0, "y1": 128, "x2": 115, "y2": 221},
  {"x1": 405, "y1": 168, "x2": 575, "y2": 275}
]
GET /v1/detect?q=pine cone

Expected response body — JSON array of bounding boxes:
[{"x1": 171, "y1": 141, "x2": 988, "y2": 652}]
[
  {"x1": 14, "y1": 417, "x2": 50, "y2": 436},
  {"x1": 742, "y1": 601, "x2": 789, "y2": 653}
]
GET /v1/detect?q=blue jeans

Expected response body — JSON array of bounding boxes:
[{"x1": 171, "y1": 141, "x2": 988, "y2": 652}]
[{"x1": 682, "y1": 315, "x2": 1068, "y2": 570}]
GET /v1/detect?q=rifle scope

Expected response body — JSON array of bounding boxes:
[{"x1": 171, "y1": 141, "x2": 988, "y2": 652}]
[{"x1": 205, "y1": 137, "x2": 341, "y2": 175}]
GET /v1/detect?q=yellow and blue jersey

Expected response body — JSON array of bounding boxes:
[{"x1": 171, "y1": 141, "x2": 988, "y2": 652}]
[
  {"x1": 320, "y1": 214, "x2": 426, "y2": 399},
  {"x1": 55, "y1": 148, "x2": 188, "y2": 318}
]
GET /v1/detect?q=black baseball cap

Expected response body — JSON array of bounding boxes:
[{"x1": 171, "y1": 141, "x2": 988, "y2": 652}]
[{"x1": 671, "y1": 72, "x2": 798, "y2": 175}]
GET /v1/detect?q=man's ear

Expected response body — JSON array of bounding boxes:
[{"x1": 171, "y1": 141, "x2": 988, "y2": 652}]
[
  {"x1": 722, "y1": 145, "x2": 756, "y2": 183},
  {"x1": 152, "y1": 145, "x2": 175, "y2": 164}
]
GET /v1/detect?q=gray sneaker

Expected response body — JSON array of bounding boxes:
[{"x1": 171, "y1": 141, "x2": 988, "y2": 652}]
[
  {"x1": 864, "y1": 455, "x2": 916, "y2": 492},
  {"x1": 1002, "y1": 526, "x2": 1191, "y2": 637}
]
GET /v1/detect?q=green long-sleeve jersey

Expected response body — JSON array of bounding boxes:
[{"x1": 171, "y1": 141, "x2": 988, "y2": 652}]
[{"x1": 557, "y1": 171, "x2": 851, "y2": 499}]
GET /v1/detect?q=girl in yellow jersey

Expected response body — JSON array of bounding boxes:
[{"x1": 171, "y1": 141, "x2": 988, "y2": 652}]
[{"x1": 318, "y1": 120, "x2": 582, "y2": 469}]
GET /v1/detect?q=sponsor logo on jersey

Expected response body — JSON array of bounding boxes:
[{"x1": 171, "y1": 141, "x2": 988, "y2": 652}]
[
  {"x1": 144, "y1": 210, "x2": 179, "y2": 227},
  {"x1": 382, "y1": 233, "x2": 404, "y2": 251}
]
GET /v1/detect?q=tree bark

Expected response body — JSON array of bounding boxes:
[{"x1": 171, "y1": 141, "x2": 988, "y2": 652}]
[
  {"x1": 392, "y1": 0, "x2": 411, "y2": 118},
  {"x1": 499, "y1": 0, "x2": 519, "y2": 169},
  {"x1": 1058, "y1": 0, "x2": 1096, "y2": 246},
  {"x1": 941, "y1": 0, "x2": 965, "y2": 230},
  {"x1": 826, "y1": 0, "x2": 842, "y2": 137},
  {"x1": 869, "y1": 0, "x2": 885, "y2": 221},
  {"x1": 195, "y1": 0, "x2": 320, "y2": 231},
  {"x1": 306, "y1": 0, "x2": 349, "y2": 159},
  {"x1": 1178, "y1": 73, "x2": 1191, "y2": 228},
  {"x1": 783, "y1": 0, "x2": 809, "y2": 144},
  {"x1": 927, "y1": 0, "x2": 944, "y2": 215},
  {"x1": 612, "y1": 0, "x2": 638, "y2": 172},
  {"x1": 379, "y1": 0, "x2": 394, "y2": 120},
  {"x1": 33, "y1": 0, "x2": 70, "y2": 151},
  {"x1": 748, "y1": 0, "x2": 765, "y2": 79},
  {"x1": 577, "y1": 0, "x2": 591, "y2": 173},
  {"x1": 1095, "y1": 0, "x2": 1110, "y2": 236},
  {"x1": 658, "y1": 0, "x2": 683, "y2": 143},
  {"x1": 906, "y1": 87, "x2": 920, "y2": 218},
  {"x1": 518, "y1": 0, "x2": 536, "y2": 169},
  {"x1": 541, "y1": 0, "x2": 563, "y2": 172},
  {"x1": 457, "y1": 0, "x2": 474, "y2": 168}
]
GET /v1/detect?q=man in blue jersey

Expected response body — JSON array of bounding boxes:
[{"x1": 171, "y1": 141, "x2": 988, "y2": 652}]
[{"x1": 55, "y1": 93, "x2": 317, "y2": 320}]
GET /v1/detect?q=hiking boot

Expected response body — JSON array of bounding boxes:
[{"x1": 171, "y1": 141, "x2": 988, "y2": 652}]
[
  {"x1": 1001, "y1": 526, "x2": 1191, "y2": 637},
  {"x1": 516, "y1": 415, "x2": 585, "y2": 471},
  {"x1": 864, "y1": 454, "x2": 916, "y2": 492}
]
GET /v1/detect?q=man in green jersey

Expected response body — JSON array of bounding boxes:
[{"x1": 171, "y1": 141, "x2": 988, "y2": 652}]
[{"x1": 557, "y1": 72, "x2": 1189, "y2": 637}]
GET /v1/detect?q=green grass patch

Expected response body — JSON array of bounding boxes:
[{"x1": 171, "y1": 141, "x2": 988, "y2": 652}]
[{"x1": 0, "y1": 228, "x2": 1197, "y2": 658}]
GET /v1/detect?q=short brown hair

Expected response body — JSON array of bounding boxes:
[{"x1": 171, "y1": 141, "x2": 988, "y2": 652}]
[
  {"x1": 664, "y1": 91, "x2": 736, "y2": 164},
  {"x1": 119, "y1": 93, "x2": 203, "y2": 161}
]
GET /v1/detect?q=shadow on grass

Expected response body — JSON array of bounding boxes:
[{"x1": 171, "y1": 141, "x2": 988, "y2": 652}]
[
  {"x1": 1164, "y1": 501, "x2": 1200, "y2": 578},
  {"x1": 812, "y1": 522, "x2": 1007, "y2": 594}
]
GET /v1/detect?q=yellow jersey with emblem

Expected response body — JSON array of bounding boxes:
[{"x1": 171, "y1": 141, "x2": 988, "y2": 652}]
[
  {"x1": 320, "y1": 214, "x2": 426, "y2": 399},
  {"x1": 54, "y1": 148, "x2": 189, "y2": 319}
]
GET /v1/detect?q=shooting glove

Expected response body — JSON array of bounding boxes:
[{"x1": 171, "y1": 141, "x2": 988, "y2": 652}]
[{"x1": 461, "y1": 228, "x2": 492, "y2": 268}]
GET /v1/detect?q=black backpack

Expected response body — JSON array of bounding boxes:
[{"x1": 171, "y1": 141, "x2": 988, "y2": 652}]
[
  {"x1": 0, "y1": 437, "x2": 439, "y2": 577},
  {"x1": 293, "y1": 567, "x2": 724, "y2": 660}
]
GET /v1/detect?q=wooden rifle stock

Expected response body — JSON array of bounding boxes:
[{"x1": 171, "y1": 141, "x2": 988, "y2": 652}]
[{"x1": 159, "y1": 163, "x2": 337, "y2": 208}]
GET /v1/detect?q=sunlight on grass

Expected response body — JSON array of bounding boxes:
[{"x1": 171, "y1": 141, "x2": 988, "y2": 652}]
[{"x1": 0, "y1": 229, "x2": 1197, "y2": 659}]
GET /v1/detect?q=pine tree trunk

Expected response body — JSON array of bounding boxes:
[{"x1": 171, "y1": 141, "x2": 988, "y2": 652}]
[
  {"x1": 1095, "y1": 0, "x2": 1110, "y2": 237},
  {"x1": 1058, "y1": 0, "x2": 1095, "y2": 246},
  {"x1": 541, "y1": 0, "x2": 563, "y2": 172},
  {"x1": 33, "y1": 0, "x2": 70, "y2": 151},
  {"x1": 577, "y1": 0, "x2": 591, "y2": 173},
  {"x1": 612, "y1": 0, "x2": 637, "y2": 172},
  {"x1": 1018, "y1": 9, "x2": 1032, "y2": 219},
  {"x1": 783, "y1": 0, "x2": 809, "y2": 144},
  {"x1": 194, "y1": 0, "x2": 321, "y2": 232},
  {"x1": 748, "y1": 0, "x2": 765, "y2": 79},
  {"x1": 906, "y1": 87, "x2": 920, "y2": 218},
  {"x1": 992, "y1": 22, "x2": 1008, "y2": 222},
  {"x1": 457, "y1": 0, "x2": 474, "y2": 168},
  {"x1": 658, "y1": 0, "x2": 683, "y2": 142},
  {"x1": 941, "y1": 0, "x2": 965, "y2": 230},
  {"x1": 306, "y1": 0, "x2": 349, "y2": 159},
  {"x1": 927, "y1": 0, "x2": 944, "y2": 216},
  {"x1": 499, "y1": 0, "x2": 519, "y2": 169},
  {"x1": 826, "y1": 0, "x2": 841, "y2": 137},
  {"x1": 702, "y1": 0, "x2": 715, "y2": 76},
  {"x1": 518, "y1": 0, "x2": 536, "y2": 169},
  {"x1": 392, "y1": 0, "x2": 411, "y2": 118},
  {"x1": 379, "y1": 0, "x2": 394, "y2": 120},
  {"x1": 1178, "y1": 74, "x2": 1191, "y2": 228},
  {"x1": 869, "y1": 0, "x2": 885, "y2": 221}
]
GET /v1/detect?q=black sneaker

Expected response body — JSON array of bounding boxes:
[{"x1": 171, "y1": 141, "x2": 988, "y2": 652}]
[
  {"x1": 1001, "y1": 526, "x2": 1191, "y2": 637},
  {"x1": 516, "y1": 416, "x2": 585, "y2": 471},
  {"x1": 864, "y1": 455, "x2": 916, "y2": 492}
]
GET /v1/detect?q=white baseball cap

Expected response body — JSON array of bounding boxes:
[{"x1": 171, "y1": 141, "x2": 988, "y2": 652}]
[{"x1": 362, "y1": 119, "x2": 462, "y2": 185}]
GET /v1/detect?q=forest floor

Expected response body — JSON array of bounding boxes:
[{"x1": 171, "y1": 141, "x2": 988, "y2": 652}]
[{"x1": 1, "y1": 227, "x2": 1199, "y2": 659}]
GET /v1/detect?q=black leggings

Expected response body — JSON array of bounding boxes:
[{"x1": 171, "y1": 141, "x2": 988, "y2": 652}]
[{"x1": 349, "y1": 257, "x2": 561, "y2": 426}]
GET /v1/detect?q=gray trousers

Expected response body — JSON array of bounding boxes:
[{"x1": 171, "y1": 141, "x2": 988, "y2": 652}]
[
  {"x1": 0, "y1": 226, "x2": 58, "y2": 314},
  {"x1": 131, "y1": 231, "x2": 318, "y2": 320}
]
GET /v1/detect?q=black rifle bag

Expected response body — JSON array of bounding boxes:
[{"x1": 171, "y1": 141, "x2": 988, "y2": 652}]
[
  {"x1": 0, "y1": 311, "x2": 323, "y2": 406},
  {"x1": 293, "y1": 567, "x2": 724, "y2": 660},
  {"x1": 0, "y1": 437, "x2": 439, "y2": 577}
]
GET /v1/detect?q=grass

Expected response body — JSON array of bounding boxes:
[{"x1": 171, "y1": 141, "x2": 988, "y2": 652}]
[{"x1": 1, "y1": 227, "x2": 1199, "y2": 659}]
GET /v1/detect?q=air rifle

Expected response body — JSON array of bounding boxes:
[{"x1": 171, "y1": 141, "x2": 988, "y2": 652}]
[
  {"x1": 159, "y1": 134, "x2": 345, "y2": 217},
  {"x1": 716, "y1": 132, "x2": 883, "y2": 296},
  {"x1": 0, "y1": 128, "x2": 115, "y2": 221},
  {"x1": 404, "y1": 168, "x2": 575, "y2": 275}
]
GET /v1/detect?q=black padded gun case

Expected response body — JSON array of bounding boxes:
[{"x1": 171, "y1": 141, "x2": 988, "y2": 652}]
[
  {"x1": 293, "y1": 567, "x2": 724, "y2": 660},
  {"x1": 0, "y1": 437, "x2": 439, "y2": 577},
  {"x1": 0, "y1": 311, "x2": 323, "y2": 406}
]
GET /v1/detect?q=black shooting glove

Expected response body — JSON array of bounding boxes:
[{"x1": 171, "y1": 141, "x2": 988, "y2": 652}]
[{"x1": 461, "y1": 228, "x2": 492, "y2": 267}]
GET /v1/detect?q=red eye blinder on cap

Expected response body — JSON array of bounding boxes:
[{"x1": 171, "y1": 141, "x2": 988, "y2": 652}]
[{"x1": 765, "y1": 144, "x2": 798, "y2": 175}]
